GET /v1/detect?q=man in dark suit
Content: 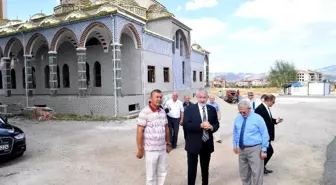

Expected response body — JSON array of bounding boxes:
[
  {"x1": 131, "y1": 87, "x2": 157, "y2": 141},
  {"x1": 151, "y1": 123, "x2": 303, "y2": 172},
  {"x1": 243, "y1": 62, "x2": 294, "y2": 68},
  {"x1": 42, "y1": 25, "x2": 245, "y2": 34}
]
[
  {"x1": 182, "y1": 95, "x2": 194, "y2": 140},
  {"x1": 183, "y1": 89, "x2": 220, "y2": 185},
  {"x1": 254, "y1": 94, "x2": 283, "y2": 174}
]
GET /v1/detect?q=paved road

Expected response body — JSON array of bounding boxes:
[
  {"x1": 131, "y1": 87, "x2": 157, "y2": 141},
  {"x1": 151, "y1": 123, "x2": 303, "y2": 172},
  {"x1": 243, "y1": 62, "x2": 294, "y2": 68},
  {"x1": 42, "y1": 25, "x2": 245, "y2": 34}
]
[
  {"x1": 324, "y1": 137, "x2": 336, "y2": 185},
  {"x1": 0, "y1": 96, "x2": 335, "y2": 185}
]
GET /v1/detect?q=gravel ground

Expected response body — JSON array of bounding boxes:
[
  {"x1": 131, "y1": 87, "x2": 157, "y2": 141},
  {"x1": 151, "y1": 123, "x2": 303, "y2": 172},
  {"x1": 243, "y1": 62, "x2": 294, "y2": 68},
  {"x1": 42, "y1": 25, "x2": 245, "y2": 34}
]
[{"x1": 0, "y1": 96, "x2": 335, "y2": 185}]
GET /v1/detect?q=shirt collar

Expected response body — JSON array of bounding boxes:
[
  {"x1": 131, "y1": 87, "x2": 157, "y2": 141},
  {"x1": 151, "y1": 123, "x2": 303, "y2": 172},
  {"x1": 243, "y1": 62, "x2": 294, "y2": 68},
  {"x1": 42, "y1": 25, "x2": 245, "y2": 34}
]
[
  {"x1": 149, "y1": 104, "x2": 161, "y2": 112},
  {"x1": 263, "y1": 102, "x2": 269, "y2": 109}
]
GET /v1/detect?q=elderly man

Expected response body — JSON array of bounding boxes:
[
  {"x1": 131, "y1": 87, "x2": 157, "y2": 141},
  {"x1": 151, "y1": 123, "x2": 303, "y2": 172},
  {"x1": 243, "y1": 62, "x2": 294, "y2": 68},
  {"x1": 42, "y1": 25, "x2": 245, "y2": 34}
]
[
  {"x1": 165, "y1": 92, "x2": 184, "y2": 149},
  {"x1": 184, "y1": 89, "x2": 220, "y2": 185},
  {"x1": 233, "y1": 100, "x2": 269, "y2": 185},
  {"x1": 207, "y1": 95, "x2": 222, "y2": 143},
  {"x1": 183, "y1": 95, "x2": 194, "y2": 110},
  {"x1": 137, "y1": 89, "x2": 172, "y2": 185},
  {"x1": 255, "y1": 94, "x2": 283, "y2": 174}
]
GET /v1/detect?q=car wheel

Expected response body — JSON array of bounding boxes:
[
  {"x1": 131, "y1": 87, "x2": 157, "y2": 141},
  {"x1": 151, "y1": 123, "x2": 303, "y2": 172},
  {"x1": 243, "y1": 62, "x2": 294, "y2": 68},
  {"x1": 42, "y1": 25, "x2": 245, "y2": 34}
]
[{"x1": 16, "y1": 152, "x2": 24, "y2": 157}]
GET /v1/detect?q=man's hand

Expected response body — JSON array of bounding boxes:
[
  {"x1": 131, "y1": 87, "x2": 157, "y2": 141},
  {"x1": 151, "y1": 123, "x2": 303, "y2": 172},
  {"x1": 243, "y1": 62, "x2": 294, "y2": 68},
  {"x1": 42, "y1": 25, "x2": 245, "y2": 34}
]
[
  {"x1": 260, "y1": 152, "x2": 267, "y2": 160},
  {"x1": 179, "y1": 120, "x2": 183, "y2": 126},
  {"x1": 276, "y1": 117, "x2": 283, "y2": 124},
  {"x1": 136, "y1": 149, "x2": 144, "y2": 159},
  {"x1": 233, "y1": 148, "x2": 239, "y2": 154},
  {"x1": 166, "y1": 144, "x2": 172, "y2": 153},
  {"x1": 201, "y1": 122, "x2": 212, "y2": 130}
]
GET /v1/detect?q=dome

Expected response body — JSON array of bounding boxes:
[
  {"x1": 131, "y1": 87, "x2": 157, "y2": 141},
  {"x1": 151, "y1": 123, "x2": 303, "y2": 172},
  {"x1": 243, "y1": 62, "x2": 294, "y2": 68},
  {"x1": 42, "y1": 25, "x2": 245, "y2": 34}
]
[
  {"x1": 0, "y1": 19, "x2": 10, "y2": 27},
  {"x1": 192, "y1": 44, "x2": 205, "y2": 53},
  {"x1": 112, "y1": 0, "x2": 140, "y2": 7},
  {"x1": 17, "y1": 22, "x2": 38, "y2": 31},
  {"x1": 40, "y1": 16, "x2": 61, "y2": 26},
  {"x1": 65, "y1": 10, "x2": 89, "y2": 21},
  {"x1": 92, "y1": 0, "x2": 109, "y2": 5},
  {"x1": 97, "y1": 3, "x2": 118, "y2": 14},
  {"x1": 6, "y1": 19, "x2": 24, "y2": 27},
  {"x1": 0, "y1": 27, "x2": 16, "y2": 35},
  {"x1": 147, "y1": 3, "x2": 174, "y2": 20},
  {"x1": 31, "y1": 13, "x2": 46, "y2": 20}
]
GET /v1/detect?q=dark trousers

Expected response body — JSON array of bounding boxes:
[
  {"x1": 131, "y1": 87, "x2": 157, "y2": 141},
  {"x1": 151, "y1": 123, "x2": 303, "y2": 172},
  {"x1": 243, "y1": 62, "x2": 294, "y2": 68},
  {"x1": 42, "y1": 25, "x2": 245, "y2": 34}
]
[
  {"x1": 168, "y1": 116, "x2": 180, "y2": 148},
  {"x1": 264, "y1": 141, "x2": 274, "y2": 167},
  {"x1": 187, "y1": 144, "x2": 211, "y2": 185},
  {"x1": 183, "y1": 125, "x2": 187, "y2": 141}
]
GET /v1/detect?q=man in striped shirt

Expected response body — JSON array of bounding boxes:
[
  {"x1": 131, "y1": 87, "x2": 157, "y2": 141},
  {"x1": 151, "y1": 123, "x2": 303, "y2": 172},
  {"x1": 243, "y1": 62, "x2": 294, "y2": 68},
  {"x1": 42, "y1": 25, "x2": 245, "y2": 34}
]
[{"x1": 136, "y1": 89, "x2": 172, "y2": 185}]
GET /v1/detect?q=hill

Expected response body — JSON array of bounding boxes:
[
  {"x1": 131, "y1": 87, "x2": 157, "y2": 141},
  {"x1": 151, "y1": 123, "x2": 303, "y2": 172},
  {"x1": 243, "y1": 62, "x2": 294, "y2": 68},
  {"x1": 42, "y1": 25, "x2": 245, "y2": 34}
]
[{"x1": 210, "y1": 72, "x2": 267, "y2": 82}]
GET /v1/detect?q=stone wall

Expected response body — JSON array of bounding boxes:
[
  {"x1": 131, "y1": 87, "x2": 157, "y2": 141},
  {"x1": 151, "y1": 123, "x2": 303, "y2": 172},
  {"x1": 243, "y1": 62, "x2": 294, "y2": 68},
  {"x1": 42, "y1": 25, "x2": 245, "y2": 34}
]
[{"x1": 0, "y1": 88, "x2": 204, "y2": 117}]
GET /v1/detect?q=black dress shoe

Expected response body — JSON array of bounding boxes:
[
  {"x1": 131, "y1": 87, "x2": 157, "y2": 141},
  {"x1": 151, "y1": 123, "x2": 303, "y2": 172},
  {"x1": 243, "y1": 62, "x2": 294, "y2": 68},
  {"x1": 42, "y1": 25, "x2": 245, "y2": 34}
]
[
  {"x1": 264, "y1": 168, "x2": 273, "y2": 174},
  {"x1": 217, "y1": 140, "x2": 222, "y2": 143}
]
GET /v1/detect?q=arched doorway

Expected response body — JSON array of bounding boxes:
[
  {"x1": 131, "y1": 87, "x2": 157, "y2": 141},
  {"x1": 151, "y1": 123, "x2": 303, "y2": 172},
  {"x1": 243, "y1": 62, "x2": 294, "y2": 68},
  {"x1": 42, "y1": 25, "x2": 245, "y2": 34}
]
[{"x1": 119, "y1": 24, "x2": 141, "y2": 95}]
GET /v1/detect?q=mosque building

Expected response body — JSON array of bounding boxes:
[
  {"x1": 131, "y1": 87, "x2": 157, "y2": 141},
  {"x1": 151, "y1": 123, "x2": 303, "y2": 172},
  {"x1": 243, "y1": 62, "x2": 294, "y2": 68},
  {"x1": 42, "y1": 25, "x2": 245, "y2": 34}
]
[{"x1": 0, "y1": 0, "x2": 210, "y2": 116}]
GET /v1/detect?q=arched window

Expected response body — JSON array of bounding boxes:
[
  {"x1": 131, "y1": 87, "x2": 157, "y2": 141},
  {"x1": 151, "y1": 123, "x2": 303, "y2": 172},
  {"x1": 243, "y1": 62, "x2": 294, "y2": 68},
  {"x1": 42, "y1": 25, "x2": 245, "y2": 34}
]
[
  {"x1": 86, "y1": 62, "x2": 90, "y2": 87},
  {"x1": 62, "y1": 64, "x2": 70, "y2": 88},
  {"x1": 44, "y1": 65, "x2": 50, "y2": 88},
  {"x1": 10, "y1": 69, "x2": 16, "y2": 89},
  {"x1": 32, "y1": 67, "x2": 36, "y2": 89},
  {"x1": 175, "y1": 32, "x2": 179, "y2": 49},
  {"x1": 182, "y1": 61, "x2": 185, "y2": 84},
  {"x1": 180, "y1": 38, "x2": 183, "y2": 56},
  {"x1": 0, "y1": 70, "x2": 2, "y2": 89},
  {"x1": 57, "y1": 66, "x2": 60, "y2": 88},
  {"x1": 94, "y1": 61, "x2": 101, "y2": 87}
]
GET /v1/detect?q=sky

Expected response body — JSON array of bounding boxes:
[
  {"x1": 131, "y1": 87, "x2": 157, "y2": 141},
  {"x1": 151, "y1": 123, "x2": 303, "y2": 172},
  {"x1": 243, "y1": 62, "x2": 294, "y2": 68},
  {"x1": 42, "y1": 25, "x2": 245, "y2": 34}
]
[{"x1": 5, "y1": 0, "x2": 336, "y2": 73}]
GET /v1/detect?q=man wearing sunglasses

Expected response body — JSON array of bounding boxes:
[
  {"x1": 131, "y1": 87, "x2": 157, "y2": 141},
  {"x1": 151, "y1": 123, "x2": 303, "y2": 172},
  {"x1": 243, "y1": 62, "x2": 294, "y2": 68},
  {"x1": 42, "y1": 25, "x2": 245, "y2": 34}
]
[
  {"x1": 255, "y1": 94, "x2": 283, "y2": 174},
  {"x1": 233, "y1": 100, "x2": 269, "y2": 185}
]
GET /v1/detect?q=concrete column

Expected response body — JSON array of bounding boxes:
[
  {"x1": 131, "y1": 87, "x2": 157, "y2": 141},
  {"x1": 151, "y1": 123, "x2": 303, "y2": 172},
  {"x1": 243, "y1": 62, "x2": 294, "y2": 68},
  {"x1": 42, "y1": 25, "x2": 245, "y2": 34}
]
[
  {"x1": 111, "y1": 43, "x2": 122, "y2": 96},
  {"x1": 24, "y1": 55, "x2": 34, "y2": 96},
  {"x1": 77, "y1": 48, "x2": 87, "y2": 97},
  {"x1": 206, "y1": 65, "x2": 210, "y2": 87},
  {"x1": 1, "y1": 57, "x2": 11, "y2": 97},
  {"x1": 48, "y1": 51, "x2": 58, "y2": 96}
]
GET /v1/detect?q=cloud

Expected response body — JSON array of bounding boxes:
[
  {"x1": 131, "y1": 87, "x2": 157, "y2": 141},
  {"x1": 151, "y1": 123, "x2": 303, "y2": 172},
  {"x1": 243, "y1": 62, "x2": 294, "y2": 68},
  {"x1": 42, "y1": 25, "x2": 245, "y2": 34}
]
[
  {"x1": 185, "y1": 0, "x2": 218, "y2": 11},
  {"x1": 231, "y1": 0, "x2": 336, "y2": 42},
  {"x1": 179, "y1": 17, "x2": 227, "y2": 44}
]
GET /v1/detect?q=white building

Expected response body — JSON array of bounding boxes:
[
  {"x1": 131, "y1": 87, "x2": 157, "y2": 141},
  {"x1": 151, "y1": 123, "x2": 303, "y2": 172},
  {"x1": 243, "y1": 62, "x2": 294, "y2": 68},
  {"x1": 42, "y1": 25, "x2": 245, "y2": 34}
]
[
  {"x1": 297, "y1": 70, "x2": 323, "y2": 82},
  {"x1": 0, "y1": 0, "x2": 210, "y2": 116}
]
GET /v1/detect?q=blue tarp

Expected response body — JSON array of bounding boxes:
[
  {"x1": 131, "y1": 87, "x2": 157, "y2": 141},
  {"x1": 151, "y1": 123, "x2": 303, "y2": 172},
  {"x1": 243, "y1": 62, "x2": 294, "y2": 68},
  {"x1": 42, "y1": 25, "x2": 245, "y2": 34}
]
[{"x1": 284, "y1": 82, "x2": 302, "y2": 88}]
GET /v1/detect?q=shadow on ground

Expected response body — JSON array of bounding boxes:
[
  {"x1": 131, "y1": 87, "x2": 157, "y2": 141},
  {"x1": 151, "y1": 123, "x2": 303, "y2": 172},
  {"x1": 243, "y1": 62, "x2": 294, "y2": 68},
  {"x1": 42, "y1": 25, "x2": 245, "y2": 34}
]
[{"x1": 324, "y1": 137, "x2": 336, "y2": 185}]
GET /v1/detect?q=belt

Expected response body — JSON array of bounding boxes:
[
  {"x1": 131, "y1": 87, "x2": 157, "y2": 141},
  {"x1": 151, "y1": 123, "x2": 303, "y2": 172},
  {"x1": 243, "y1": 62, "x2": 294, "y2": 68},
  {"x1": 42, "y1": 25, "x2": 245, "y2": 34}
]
[{"x1": 242, "y1": 144, "x2": 261, "y2": 149}]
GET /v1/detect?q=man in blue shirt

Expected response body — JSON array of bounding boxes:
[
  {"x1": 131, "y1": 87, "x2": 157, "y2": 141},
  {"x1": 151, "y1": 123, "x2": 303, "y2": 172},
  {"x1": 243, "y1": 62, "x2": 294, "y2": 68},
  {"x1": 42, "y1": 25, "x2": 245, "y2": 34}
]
[
  {"x1": 207, "y1": 95, "x2": 222, "y2": 143},
  {"x1": 233, "y1": 100, "x2": 269, "y2": 185}
]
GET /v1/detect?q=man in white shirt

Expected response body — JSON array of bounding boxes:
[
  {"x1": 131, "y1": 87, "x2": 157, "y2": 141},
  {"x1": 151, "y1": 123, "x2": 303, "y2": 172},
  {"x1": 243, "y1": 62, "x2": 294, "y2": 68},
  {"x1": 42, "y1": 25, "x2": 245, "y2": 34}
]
[{"x1": 165, "y1": 92, "x2": 184, "y2": 149}]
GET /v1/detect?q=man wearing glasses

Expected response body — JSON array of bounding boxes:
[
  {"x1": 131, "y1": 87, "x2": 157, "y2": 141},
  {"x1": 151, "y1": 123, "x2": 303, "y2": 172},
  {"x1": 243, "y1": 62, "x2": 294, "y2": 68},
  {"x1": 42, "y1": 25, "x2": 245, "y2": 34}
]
[
  {"x1": 233, "y1": 100, "x2": 269, "y2": 185},
  {"x1": 255, "y1": 94, "x2": 283, "y2": 174}
]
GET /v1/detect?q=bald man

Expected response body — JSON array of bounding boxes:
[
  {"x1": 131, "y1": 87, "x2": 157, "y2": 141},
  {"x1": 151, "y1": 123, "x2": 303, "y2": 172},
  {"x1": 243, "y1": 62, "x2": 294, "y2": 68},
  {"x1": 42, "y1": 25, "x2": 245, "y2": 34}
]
[{"x1": 165, "y1": 92, "x2": 184, "y2": 149}]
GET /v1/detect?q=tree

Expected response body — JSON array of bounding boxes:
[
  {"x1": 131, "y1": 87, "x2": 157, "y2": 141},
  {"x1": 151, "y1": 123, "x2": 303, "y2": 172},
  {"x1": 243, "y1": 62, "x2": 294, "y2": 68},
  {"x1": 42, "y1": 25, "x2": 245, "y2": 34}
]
[{"x1": 267, "y1": 60, "x2": 297, "y2": 88}]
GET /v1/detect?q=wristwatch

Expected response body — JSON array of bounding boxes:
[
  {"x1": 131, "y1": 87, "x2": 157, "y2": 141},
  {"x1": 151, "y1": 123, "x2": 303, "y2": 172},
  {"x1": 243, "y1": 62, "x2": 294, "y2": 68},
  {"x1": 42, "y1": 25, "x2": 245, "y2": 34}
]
[{"x1": 166, "y1": 142, "x2": 171, "y2": 146}]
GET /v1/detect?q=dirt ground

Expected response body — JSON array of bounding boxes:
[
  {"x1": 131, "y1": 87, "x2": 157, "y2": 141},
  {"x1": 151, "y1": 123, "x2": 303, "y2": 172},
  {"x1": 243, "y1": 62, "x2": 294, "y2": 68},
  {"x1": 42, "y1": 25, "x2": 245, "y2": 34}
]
[{"x1": 1, "y1": 96, "x2": 336, "y2": 185}]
